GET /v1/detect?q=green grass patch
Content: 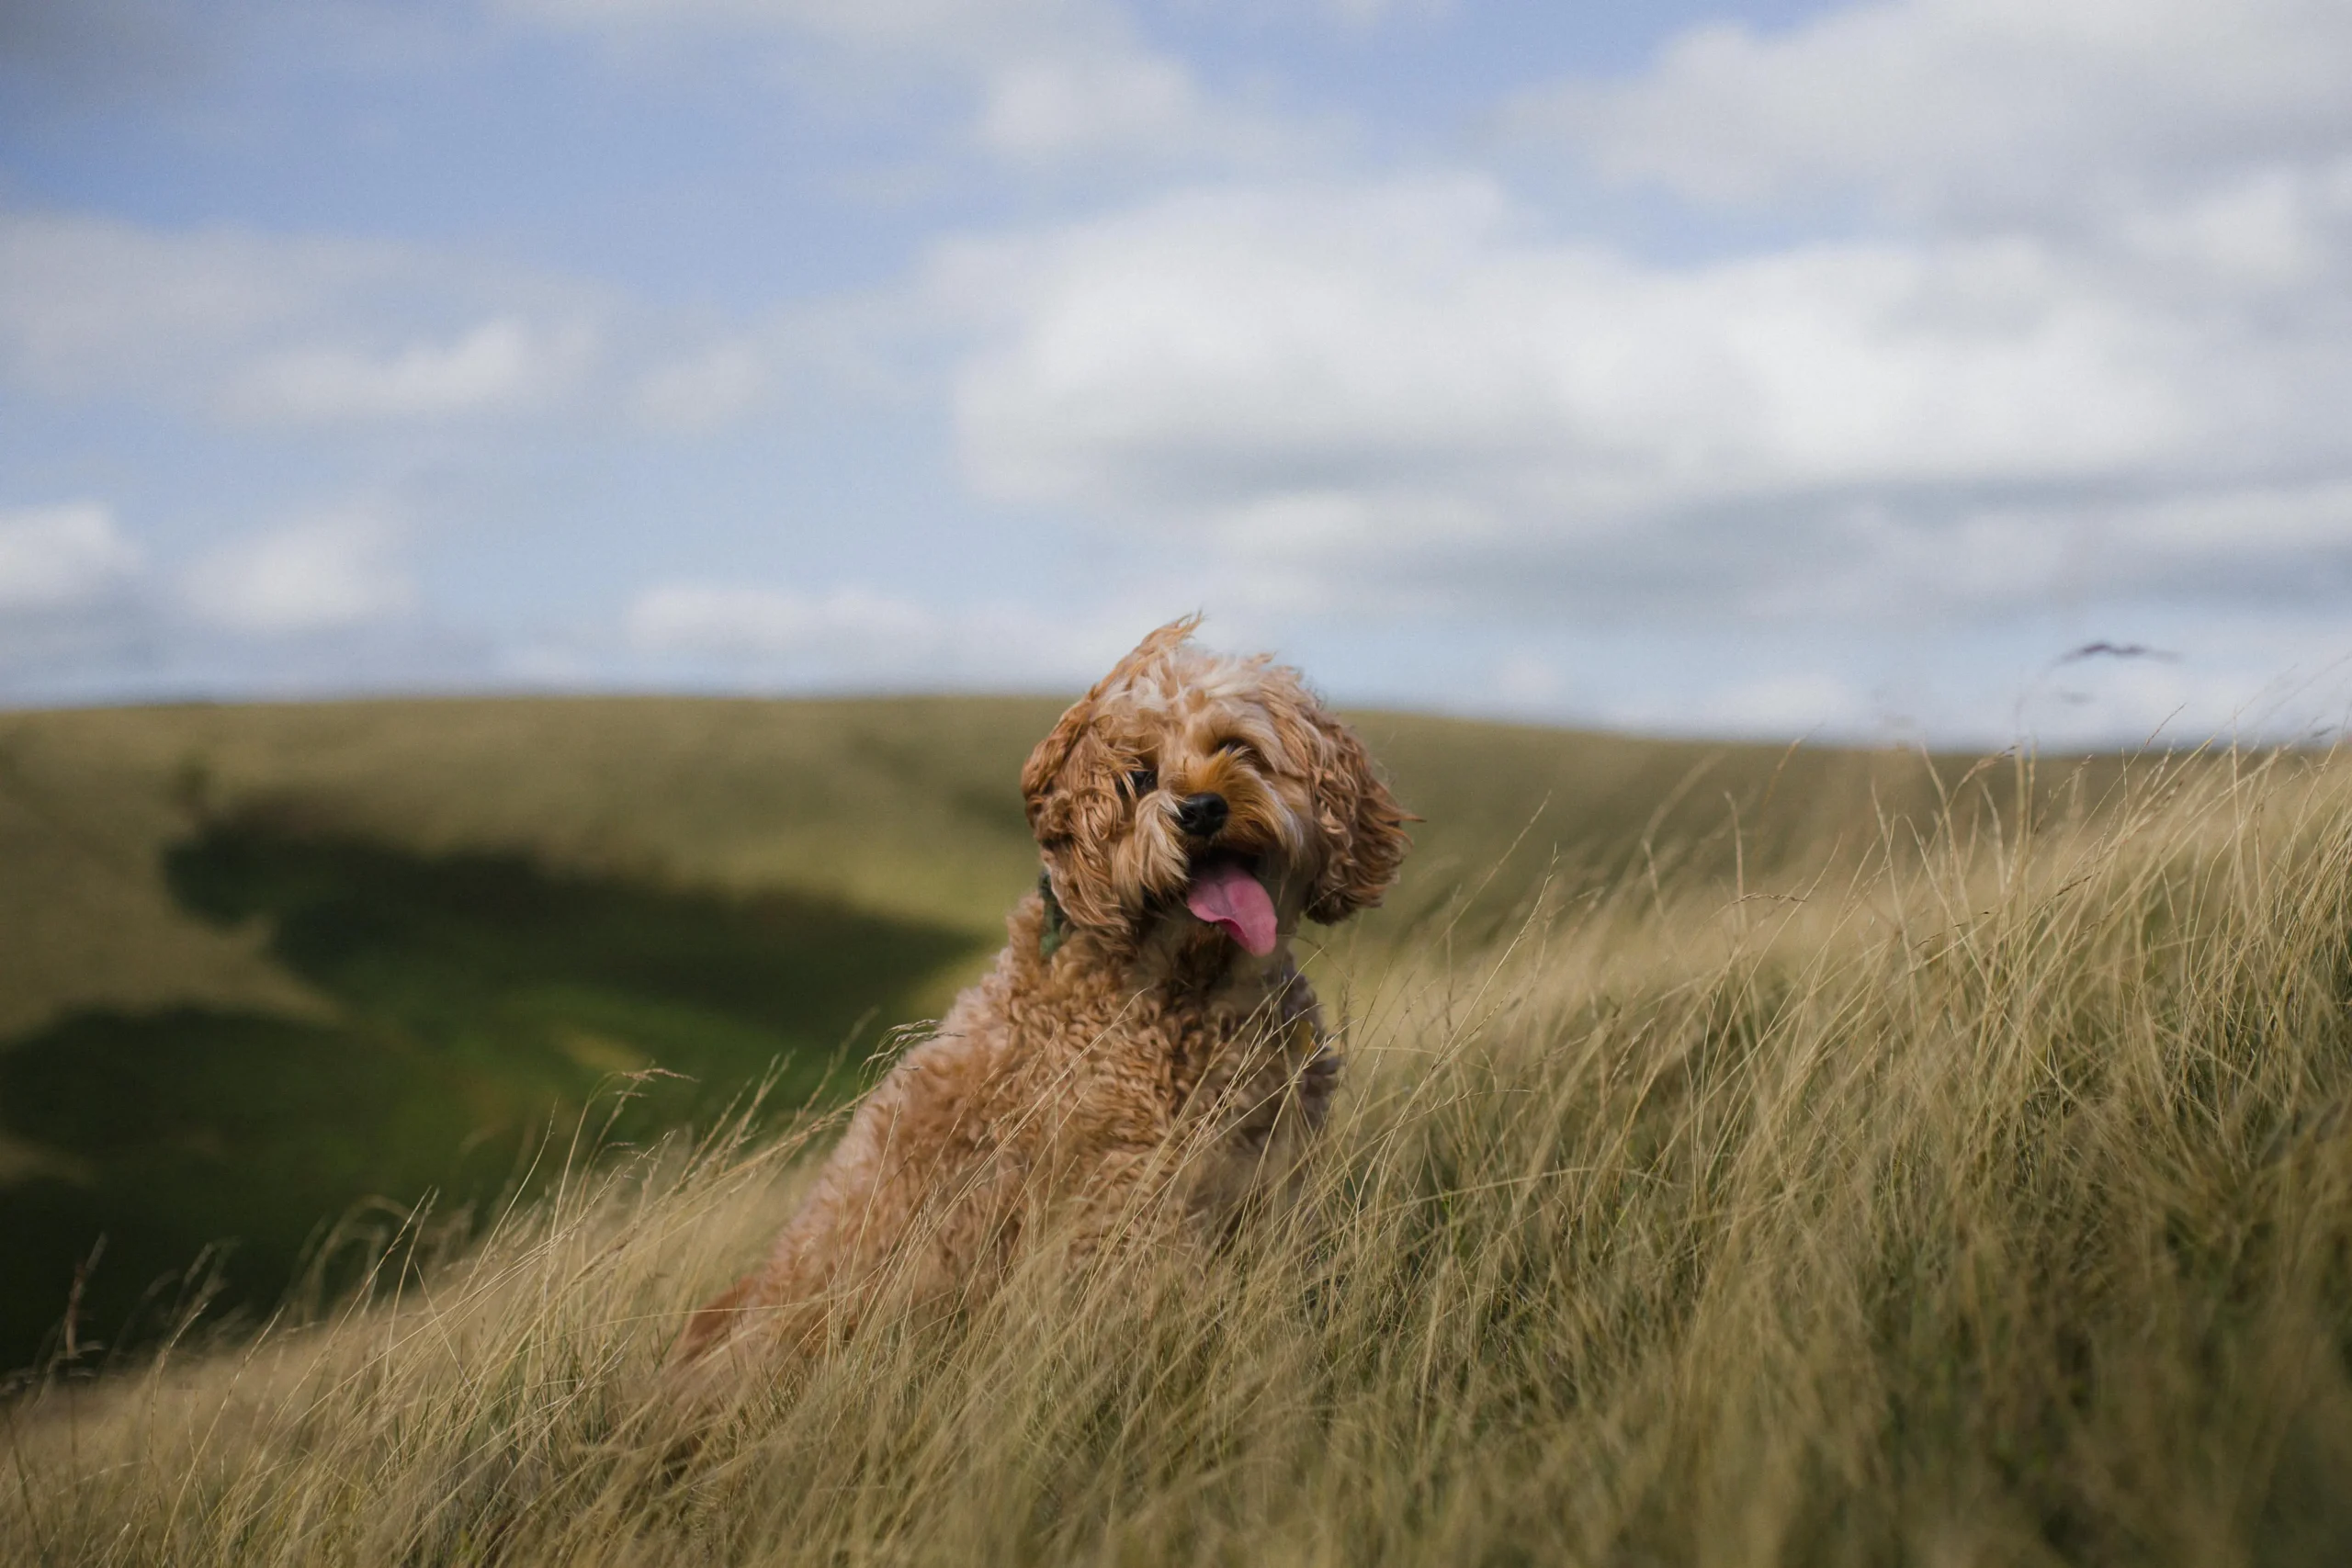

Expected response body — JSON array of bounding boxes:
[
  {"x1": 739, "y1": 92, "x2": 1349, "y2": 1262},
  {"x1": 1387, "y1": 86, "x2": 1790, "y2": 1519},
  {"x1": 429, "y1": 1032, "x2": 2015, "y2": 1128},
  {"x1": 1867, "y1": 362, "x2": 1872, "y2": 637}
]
[{"x1": 0, "y1": 807, "x2": 982, "y2": 1370}]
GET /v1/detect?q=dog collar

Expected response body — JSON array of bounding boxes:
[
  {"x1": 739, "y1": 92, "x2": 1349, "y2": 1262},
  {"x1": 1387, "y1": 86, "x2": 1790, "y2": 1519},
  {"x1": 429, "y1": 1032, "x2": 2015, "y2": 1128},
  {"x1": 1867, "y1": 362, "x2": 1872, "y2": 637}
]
[{"x1": 1037, "y1": 869, "x2": 1069, "y2": 959}]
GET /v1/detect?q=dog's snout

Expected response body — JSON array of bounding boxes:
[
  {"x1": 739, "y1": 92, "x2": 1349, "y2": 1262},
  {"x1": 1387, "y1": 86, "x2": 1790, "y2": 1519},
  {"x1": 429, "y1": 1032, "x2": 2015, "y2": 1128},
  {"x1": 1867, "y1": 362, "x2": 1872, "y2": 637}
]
[{"x1": 1175, "y1": 792, "x2": 1228, "y2": 838}]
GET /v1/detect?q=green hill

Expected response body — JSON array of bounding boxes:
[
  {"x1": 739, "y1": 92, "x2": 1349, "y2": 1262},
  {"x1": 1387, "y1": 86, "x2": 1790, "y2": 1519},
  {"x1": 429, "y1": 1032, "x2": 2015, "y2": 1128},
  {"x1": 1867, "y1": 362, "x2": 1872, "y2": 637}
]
[{"x1": 0, "y1": 696, "x2": 2106, "y2": 1372}]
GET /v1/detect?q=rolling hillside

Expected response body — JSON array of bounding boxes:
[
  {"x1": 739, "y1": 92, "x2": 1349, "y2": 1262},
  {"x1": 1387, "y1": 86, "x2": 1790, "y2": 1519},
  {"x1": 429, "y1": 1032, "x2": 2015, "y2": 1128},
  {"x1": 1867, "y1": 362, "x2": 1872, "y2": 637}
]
[
  {"x1": 0, "y1": 695, "x2": 2110, "y2": 1371},
  {"x1": 6, "y1": 709, "x2": 2339, "y2": 1564}
]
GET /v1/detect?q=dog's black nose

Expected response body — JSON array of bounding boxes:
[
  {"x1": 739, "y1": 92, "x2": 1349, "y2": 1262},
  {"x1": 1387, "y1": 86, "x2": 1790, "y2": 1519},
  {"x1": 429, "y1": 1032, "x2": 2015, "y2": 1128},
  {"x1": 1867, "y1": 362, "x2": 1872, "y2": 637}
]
[{"x1": 1175, "y1": 792, "x2": 1228, "y2": 838}]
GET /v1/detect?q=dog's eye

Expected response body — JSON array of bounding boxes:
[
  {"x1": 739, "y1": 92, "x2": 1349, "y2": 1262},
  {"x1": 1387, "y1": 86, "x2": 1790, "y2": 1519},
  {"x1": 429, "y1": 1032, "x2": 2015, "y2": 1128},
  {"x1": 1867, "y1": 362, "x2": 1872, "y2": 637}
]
[
  {"x1": 1215, "y1": 737, "x2": 1261, "y2": 763},
  {"x1": 1125, "y1": 766, "x2": 1158, "y2": 798}
]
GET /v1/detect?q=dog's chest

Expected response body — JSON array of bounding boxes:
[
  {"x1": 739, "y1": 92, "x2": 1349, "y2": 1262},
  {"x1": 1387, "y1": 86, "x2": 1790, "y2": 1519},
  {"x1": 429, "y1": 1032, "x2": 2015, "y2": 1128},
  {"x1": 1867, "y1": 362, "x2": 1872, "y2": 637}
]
[
  {"x1": 965, "y1": 933, "x2": 1336, "y2": 1194},
  {"x1": 1076, "y1": 971, "x2": 1329, "y2": 1145}
]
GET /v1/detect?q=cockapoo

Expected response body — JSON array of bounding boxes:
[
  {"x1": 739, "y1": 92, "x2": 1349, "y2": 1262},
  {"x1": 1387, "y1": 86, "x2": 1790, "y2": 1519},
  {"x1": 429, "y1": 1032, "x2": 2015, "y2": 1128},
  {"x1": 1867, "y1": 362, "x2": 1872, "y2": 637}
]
[{"x1": 672, "y1": 618, "x2": 1408, "y2": 1381}]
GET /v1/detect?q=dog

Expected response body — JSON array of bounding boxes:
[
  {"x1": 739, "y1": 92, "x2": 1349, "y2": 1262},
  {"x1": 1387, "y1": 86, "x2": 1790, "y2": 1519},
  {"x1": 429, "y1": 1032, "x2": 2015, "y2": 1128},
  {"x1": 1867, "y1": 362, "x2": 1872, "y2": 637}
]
[{"x1": 670, "y1": 617, "x2": 1408, "y2": 1385}]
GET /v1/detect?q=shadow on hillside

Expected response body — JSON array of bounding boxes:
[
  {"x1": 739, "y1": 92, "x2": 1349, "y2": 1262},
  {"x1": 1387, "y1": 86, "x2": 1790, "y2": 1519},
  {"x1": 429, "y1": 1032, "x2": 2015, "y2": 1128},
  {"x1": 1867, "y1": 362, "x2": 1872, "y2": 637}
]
[{"x1": 0, "y1": 807, "x2": 986, "y2": 1377}]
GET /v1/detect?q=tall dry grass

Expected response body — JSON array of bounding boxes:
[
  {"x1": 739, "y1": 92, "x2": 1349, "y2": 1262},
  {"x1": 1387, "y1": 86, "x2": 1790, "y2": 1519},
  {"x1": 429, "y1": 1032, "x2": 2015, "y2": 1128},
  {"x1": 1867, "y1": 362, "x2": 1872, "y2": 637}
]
[{"x1": 11, "y1": 749, "x2": 2352, "y2": 1565}]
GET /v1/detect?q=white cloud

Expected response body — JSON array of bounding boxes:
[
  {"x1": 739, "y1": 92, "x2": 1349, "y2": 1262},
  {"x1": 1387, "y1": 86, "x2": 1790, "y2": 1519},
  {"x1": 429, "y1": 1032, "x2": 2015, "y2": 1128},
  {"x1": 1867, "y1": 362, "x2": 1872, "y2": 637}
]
[
  {"x1": 0, "y1": 209, "x2": 610, "y2": 425},
  {"x1": 0, "y1": 210, "x2": 375, "y2": 397},
  {"x1": 510, "y1": 0, "x2": 1307, "y2": 168},
  {"x1": 1314, "y1": 0, "x2": 1447, "y2": 24},
  {"x1": 1515, "y1": 0, "x2": 2352, "y2": 223},
  {"x1": 631, "y1": 340, "x2": 770, "y2": 432},
  {"x1": 2110, "y1": 166, "x2": 2350, "y2": 287},
  {"x1": 512, "y1": 0, "x2": 1077, "y2": 51},
  {"x1": 958, "y1": 189, "x2": 2199, "y2": 506},
  {"x1": 1487, "y1": 650, "x2": 1566, "y2": 712},
  {"x1": 932, "y1": 172, "x2": 2352, "y2": 628},
  {"x1": 628, "y1": 582, "x2": 933, "y2": 657},
  {"x1": 626, "y1": 580, "x2": 1143, "y2": 686},
  {"x1": 0, "y1": 497, "x2": 501, "y2": 703},
  {"x1": 0, "y1": 502, "x2": 142, "y2": 611},
  {"x1": 225, "y1": 317, "x2": 593, "y2": 423},
  {"x1": 1671, "y1": 670, "x2": 1875, "y2": 739},
  {"x1": 888, "y1": 46, "x2": 2352, "y2": 639},
  {"x1": 976, "y1": 51, "x2": 1209, "y2": 161},
  {"x1": 183, "y1": 514, "x2": 416, "y2": 635}
]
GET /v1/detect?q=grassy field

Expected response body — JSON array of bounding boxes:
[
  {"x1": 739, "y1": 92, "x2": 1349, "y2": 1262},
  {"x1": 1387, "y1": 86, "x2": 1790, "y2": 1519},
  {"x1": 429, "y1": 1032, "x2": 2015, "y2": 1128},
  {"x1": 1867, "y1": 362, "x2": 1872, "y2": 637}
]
[
  {"x1": 5, "y1": 714, "x2": 2347, "y2": 1562},
  {"x1": 0, "y1": 694, "x2": 2073, "y2": 1377},
  {"x1": 0, "y1": 697, "x2": 1069, "y2": 1370}
]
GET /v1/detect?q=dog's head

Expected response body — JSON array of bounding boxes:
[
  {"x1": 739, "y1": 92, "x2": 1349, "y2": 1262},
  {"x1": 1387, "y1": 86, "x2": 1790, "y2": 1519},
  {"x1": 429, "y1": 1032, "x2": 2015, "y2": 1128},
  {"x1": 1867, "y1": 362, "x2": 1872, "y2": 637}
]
[{"x1": 1021, "y1": 617, "x2": 1409, "y2": 959}]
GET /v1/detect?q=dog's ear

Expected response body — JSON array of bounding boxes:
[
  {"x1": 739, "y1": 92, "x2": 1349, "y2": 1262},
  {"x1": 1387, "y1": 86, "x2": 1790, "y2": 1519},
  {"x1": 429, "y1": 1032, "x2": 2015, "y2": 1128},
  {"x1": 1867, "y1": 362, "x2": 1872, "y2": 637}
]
[
  {"x1": 1301, "y1": 706, "x2": 1410, "y2": 925},
  {"x1": 1021, "y1": 695, "x2": 1092, "y2": 836}
]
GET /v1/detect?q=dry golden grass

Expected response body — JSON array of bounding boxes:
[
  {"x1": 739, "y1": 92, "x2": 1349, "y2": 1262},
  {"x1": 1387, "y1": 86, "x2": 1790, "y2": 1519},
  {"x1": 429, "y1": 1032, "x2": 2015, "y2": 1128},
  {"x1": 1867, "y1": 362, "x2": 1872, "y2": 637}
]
[{"x1": 11, "y1": 745, "x2": 2351, "y2": 1565}]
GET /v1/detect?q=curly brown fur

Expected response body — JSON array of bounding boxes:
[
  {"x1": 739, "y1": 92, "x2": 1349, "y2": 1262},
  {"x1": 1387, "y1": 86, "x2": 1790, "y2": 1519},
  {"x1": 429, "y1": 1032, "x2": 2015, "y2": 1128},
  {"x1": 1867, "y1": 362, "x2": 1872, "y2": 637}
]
[{"x1": 669, "y1": 618, "x2": 1408, "y2": 1395}]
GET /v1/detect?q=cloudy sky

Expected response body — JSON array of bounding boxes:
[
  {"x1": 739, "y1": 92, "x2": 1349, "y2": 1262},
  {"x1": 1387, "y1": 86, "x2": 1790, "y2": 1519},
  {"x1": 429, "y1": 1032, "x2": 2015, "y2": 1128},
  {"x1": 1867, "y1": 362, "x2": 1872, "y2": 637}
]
[{"x1": 5, "y1": 0, "x2": 2350, "y2": 744}]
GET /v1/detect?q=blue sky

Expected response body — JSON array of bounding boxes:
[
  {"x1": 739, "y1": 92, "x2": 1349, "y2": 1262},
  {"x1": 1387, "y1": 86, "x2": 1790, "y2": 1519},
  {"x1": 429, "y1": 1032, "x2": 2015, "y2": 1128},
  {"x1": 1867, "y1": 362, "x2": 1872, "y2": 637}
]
[{"x1": 6, "y1": 0, "x2": 2352, "y2": 744}]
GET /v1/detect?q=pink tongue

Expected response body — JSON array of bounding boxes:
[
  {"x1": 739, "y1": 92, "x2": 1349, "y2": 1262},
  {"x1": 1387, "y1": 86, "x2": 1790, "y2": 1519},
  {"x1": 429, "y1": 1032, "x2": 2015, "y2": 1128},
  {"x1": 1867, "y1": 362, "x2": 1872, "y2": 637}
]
[{"x1": 1184, "y1": 862, "x2": 1279, "y2": 955}]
